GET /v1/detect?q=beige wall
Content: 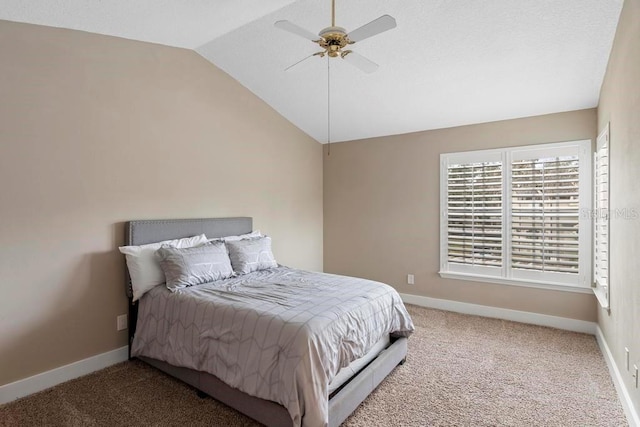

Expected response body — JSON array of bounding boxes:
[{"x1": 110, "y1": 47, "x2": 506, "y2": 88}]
[
  {"x1": 324, "y1": 109, "x2": 597, "y2": 321},
  {"x1": 0, "y1": 21, "x2": 323, "y2": 386},
  {"x1": 597, "y1": 0, "x2": 640, "y2": 414}
]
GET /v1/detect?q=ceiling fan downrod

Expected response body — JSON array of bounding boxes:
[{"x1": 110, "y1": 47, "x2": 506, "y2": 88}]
[{"x1": 331, "y1": 0, "x2": 336, "y2": 27}]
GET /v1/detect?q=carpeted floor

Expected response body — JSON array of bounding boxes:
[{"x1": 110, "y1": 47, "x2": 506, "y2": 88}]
[{"x1": 0, "y1": 305, "x2": 628, "y2": 426}]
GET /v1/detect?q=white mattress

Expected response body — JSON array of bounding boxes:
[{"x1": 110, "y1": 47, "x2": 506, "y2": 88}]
[{"x1": 328, "y1": 334, "x2": 391, "y2": 394}]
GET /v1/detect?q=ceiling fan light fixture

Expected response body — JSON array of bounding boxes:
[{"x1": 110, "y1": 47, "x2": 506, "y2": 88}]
[{"x1": 318, "y1": 26, "x2": 349, "y2": 57}]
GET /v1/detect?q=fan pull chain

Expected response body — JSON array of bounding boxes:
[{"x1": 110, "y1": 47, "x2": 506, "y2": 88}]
[{"x1": 327, "y1": 55, "x2": 331, "y2": 156}]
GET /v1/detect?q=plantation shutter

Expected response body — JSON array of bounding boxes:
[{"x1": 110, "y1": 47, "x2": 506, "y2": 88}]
[
  {"x1": 441, "y1": 140, "x2": 590, "y2": 288},
  {"x1": 511, "y1": 156, "x2": 580, "y2": 274},
  {"x1": 594, "y1": 143, "x2": 609, "y2": 286},
  {"x1": 593, "y1": 125, "x2": 609, "y2": 307},
  {"x1": 446, "y1": 160, "x2": 503, "y2": 271}
]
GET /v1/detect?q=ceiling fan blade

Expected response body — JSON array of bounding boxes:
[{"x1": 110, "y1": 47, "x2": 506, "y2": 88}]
[
  {"x1": 347, "y1": 15, "x2": 397, "y2": 42},
  {"x1": 274, "y1": 20, "x2": 319, "y2": 41},
  {"x1": 285, "y1": 53, "x2": 319, "y2": 71},
  {"x1": 342, "y1": 51, "x2": 379, "y2": 74}
]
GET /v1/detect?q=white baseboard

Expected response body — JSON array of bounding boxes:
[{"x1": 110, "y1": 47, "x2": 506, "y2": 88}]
[
  {"x1": 0, "y1": 346, "x2": 128, "y2": 405},
  {"x1": 595, "y1": 326, "x2": 640, "y2": 427},
  {"x1": 400, "y1": 293, "x2": 597, "y2": 335}
]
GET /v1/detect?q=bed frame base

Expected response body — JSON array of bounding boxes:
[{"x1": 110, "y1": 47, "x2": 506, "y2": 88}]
[
  {"x1": 138, "y1": 337, "x2": 407, "y2": 427},
  {"x1": 328, "y1": 337, "x2": 407, "y2": 426}
]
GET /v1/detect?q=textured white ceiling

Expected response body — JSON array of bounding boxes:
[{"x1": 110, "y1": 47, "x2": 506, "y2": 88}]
[
  {"x1": 0, "y1": 0, "x2": 296, "y2": 48},
  {"x1": 2, "y1": 0, "x2": 624, "y2": 143}
]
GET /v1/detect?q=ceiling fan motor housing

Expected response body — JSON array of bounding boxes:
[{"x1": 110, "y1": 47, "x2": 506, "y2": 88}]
[{"x1": 318, "y1": 26, "x2": 351, "y2": 57}]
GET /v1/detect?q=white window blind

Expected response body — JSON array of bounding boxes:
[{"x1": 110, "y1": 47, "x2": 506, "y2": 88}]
[
  {"x1": 593, "y1": 124, "x2": 609, "y2": 308},
  {"x1": 511, "y1": 156, "x2": 580, "y2": 274},
  {"x1": 447, "y1": 162, "x2": 503, "y2": 268},
  {"x1": 440, "y1": 140, "x2": 592, "y2": 290}
]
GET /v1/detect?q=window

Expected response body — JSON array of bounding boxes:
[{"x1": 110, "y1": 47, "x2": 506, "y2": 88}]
[
  {"x1": 593, "y1": 124, "x2": 609, "y2": 308},
  {"x1": 440, "y1": 140, "x2": 592, "y2": 291}
]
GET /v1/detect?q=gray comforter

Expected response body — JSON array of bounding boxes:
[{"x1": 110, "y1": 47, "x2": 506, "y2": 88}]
[{"x1": 132, "y1": 267, "x2": 414, "y2": 427}]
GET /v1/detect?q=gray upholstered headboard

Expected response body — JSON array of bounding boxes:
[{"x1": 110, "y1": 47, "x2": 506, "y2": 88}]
[{"x1": 124, "y1": 217, "x2": 253, "y2": 298}]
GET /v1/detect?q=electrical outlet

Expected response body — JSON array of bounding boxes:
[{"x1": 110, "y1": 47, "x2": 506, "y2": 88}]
[
  {"x1": 625, "y1": 347, "x2": 630, "y2": 370},
  {"x1": 407, "y1": 274, "x2": 415, "y2": 285},
  {"x1": 117, "y1": 314, "x2": 128, "y2": 331}
]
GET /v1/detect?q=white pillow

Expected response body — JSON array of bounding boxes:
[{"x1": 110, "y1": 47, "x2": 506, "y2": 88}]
[
  {"x1": 208, "y1": 230, "x2": 262, "y2": 243},
  {"x1": 119, "y1": 234, "x2": 208, "y2": 301}
]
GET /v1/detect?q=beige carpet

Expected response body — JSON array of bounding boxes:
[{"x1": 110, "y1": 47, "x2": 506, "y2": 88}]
[{"x1": 0, "y1": 305, "x2": 628, "y2": 426}]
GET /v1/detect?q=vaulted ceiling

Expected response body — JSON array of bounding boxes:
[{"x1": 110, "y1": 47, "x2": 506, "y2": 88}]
[{"x1": 1, "y1": 0, "x2": 624, "y2": 143}]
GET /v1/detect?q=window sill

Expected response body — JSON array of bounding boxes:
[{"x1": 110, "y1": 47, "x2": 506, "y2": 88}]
[
  {"x1": 438, "y1": 271, "x2": 593, "y2": 294},
  {"x1": 593, "y1": 286, "x2": 610, "y2": 310}
]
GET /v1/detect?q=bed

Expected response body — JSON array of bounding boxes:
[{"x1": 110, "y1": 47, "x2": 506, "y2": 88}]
[{"x1": 124, "y1": 217, "x2": 414, "y2": 427}]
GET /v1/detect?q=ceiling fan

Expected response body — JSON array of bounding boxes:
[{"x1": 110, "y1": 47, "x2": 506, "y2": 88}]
[{"x1": 274, "y1": 0, "x2": 397, "y2": 73}]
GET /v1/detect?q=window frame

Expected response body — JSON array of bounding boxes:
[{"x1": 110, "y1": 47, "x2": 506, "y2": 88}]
[{"x1": 439, "y1": 140, "x2": 592, "y2": 293}]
